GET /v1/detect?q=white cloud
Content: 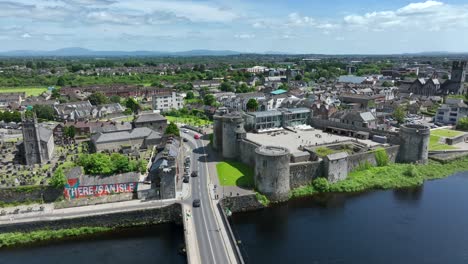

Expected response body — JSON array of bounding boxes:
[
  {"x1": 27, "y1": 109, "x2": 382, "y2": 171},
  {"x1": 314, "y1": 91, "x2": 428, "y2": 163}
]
[
  {"x1": 287, "y1": 12, "x2": 315, "y2": 27},
  {"x1": 343, "y1": 1, "x2": 468, "y2": 30},
  {"x1": 21, "y1": 33, "x2": 31, "y2": 38},
  {"x1": 234, "y1": 34, "x2": 255, "y2": 39}
]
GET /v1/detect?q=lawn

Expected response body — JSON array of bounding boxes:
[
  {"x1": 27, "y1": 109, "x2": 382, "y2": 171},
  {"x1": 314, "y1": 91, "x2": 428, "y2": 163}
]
[
  {"x1": 431, "y1": 129, "x2": 464, "y2": 138},
  {"x1": 166, "y1": 115, "x2": 212, "y2": 127},
  {"x1": 0, "y1": 87, "x2": 48, "y2": 97},
  {"x1": 429, "y1": 135, "x2": 457, "y2": 151},
  {"x1": 216, "y1": 161, "x2": 254, "y2": 188}
]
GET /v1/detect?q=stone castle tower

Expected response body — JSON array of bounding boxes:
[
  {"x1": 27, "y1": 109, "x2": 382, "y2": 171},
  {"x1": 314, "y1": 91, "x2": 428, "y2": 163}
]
[
  {"x1": 398, "y1": 124, "x2": 430, "y2": 164},
  {"x1": 22, "y1": 113, "x2": 44, "y2": 165}
]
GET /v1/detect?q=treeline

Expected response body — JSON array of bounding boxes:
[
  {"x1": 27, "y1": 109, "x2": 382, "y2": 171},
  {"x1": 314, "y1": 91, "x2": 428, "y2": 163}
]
[
  {"x1": 77, "y1": 153, "x2": 147, "y2": 175},
  {"x1": 0, "y1": 110, "x2": 21, "y2": 123}
]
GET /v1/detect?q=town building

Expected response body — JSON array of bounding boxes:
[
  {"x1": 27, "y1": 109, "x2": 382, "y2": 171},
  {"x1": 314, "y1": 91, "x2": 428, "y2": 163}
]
[
  {"x1": 435, "y1": 98, "x2": 468, "y2": 125},
  {"x1": 152, "y1": 91, "x2": 184, "y2": 112},
  {"x1": 0, "y1": 92, "x2": 25, "y2": 109},
  {"x1": 133, "y1": 112, "x2": 168, "y2": 133},
  {"x1": 91, "y1": 127, "x2": 162, "y2": 152}
]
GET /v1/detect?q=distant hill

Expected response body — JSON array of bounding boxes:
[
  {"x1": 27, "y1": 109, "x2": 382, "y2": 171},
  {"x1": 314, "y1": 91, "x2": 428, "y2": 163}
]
[{"x1": 0, "y1": 47, "x2": 243, "y2": 57}]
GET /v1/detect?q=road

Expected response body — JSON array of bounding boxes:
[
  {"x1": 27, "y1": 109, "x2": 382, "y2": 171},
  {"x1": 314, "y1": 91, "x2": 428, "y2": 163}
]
[{"x1": 182, "y1": 130, "x2": 231, "y2": 264}]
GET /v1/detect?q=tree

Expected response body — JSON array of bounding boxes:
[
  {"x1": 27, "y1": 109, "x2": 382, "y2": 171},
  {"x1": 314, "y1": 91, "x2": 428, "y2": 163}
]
[
  {"x1": 64, "y1": 126, "x2": 76, "y2": 139},
  {"x1": 246, "y1": 98, "x2": 259, "y2": 112},
  {"x1": 56, "y1": 76, "x2": 66, "y2": 86},
  {"x1": 110, "y1": 153, "x2": 130, "y2": 173},
  {"x1": 33, "y1": 105, "x2": 56, "y2": 121},
  {"x1": 457, "y1": 117, "x2": 468, "y2": 131},
  {"x1": 165, "y1": 122, "x2": 180, "y2": 136},
  {"x1": 109, "y1": 95, "x2": 122, "y2": 104},
  {"x1": 220, "y1": 82, "x2": 233, "y2": 92},
  {"x1": 382, "y1": 81, "x2": 393, "y2": 87},
  {"x1": 125, "y1": 98, "x2": 141, "y2": 114},
  {"x1": 88, "y1": 92, "x2": 109, "y2": 106},
  {"x1": 49, "y1": 168, "x2": 67, "y2": 188},
  {"x1": 394, "y1": 105, "x2": 406, "y2": 124},
  {"x1": 77, "y1": 153, "x2": 114, "y2": 175},
  {"x1": 186, "y1": 91, "x2": 195, "y2": 100},
  {"x1": 203, "y1": 94, "x2": 216, "y2": 106}
]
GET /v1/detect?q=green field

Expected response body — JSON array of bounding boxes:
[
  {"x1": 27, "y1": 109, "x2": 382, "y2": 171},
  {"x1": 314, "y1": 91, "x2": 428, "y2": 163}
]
[
  {"x1": 431, "y1": 129, "x2": 463, "y2": 138},
  {"x1": 0, "y1": 87, "x2": 48, "y2": 97},
  {"x1": 216, "y1": 161, "x2": 254, "y2": 188},
  {"x1": 166, "y1": 116, "x2": 212, "y2": 127},
  {"x1": 429, "y1": 134, "x2": 457, "y2": 151}
]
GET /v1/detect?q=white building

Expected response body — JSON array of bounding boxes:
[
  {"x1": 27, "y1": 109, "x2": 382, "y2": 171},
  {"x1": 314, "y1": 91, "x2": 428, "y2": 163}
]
[
  {"x1": 152, "y1": 91, "x2": 184, "y2": 112},
  {"x1": 435, "y1": 98, "x2": 468, "y2": 125}
]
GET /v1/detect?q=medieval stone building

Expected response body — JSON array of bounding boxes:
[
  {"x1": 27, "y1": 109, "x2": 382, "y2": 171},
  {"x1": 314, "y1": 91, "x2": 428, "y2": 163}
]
[{"x1": 22, "y1": 113, "x2": 55, "y2": 165}]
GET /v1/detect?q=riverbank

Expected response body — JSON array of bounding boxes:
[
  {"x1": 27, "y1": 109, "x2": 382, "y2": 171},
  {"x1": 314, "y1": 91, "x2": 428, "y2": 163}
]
[
  {"x1": 290, "y1": 155, "x2": 468, "y2": 199},
  {"x1": 0, "y1": 226, "x2": 111, "y2": 248},
  {"x1": 0, "y1": 204, "x2": 182, "y2": 248}
]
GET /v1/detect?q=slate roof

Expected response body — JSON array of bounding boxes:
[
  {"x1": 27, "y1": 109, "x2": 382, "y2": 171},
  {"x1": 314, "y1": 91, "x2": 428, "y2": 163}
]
[
  {"x1": 38, "y1": 126, "x2": 53, "y2": 143},
  {"x1": 92, "y1": 127, "x2": 161, "y2": 144},
  {"x1": 134, "y1": 113, "x2": 167, "y2": 123}
]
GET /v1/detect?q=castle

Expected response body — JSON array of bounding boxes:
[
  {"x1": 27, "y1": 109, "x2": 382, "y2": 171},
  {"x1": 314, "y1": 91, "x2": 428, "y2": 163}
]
[{"x1": 213, "y1": 109, "x2": 429, "y2": 201}]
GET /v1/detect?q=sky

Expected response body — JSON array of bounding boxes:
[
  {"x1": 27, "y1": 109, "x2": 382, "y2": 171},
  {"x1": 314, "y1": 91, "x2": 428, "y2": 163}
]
[{"x1": 1, "y1": 0, "x2": 468, "y2": 54}]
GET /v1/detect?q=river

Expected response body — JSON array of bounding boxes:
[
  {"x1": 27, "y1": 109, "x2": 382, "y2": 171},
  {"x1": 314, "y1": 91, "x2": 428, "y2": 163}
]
[
  {"x1": 0, "y1": 224, "x2": 186, "y2": 264},
  {"x1": 231, "y1": 172, "x2": 468, "y2": 264}
]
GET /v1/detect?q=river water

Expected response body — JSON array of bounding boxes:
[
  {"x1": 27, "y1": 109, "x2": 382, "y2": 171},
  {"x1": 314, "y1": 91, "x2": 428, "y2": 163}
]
[
  {"x1": 0, "y1": 224, "x2": 186, "y2": 264},
  {"x1": 231, "y1": 172, "x2": 468, "y2": 264}
]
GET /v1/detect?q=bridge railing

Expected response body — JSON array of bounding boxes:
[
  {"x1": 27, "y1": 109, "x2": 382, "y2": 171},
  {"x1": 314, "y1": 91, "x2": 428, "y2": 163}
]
[{"x1": 217, "y1": 203, "x2": 245, "y2": 264}]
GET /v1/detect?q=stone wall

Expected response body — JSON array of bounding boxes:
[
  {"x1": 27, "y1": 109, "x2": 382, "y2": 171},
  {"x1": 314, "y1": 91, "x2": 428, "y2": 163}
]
[
  {"x1": 220, "y1": 194, "x2": 265, "y2": 213},
  {"x1": 54, "y1": 193, "x2": 134, "y2": 209},
  {"x1": 0, "y1": 186, "x2": 62, "y2": 204},
  {"x1": 238, "y1": 139, "x2": 260, "y2": 167},
  {"x1": 347, "y1": 145, "x2": 400, "y2": 172},
  {"x1": 446, "y1": 134, "x2": 468, "y2": 145},
  {"x1": 289, "y1": 161, "x2": 322, "y2": 189},
  {"x1": 0, "y1": 203, "x2": 182, "y2": 233}
]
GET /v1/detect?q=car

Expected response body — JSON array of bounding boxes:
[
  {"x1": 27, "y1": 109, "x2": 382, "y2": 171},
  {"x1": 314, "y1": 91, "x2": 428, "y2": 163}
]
[
  {"x1": 192, "y1": 199, "x2": 201, "y2": 207},
  {"x1": 194, "y1": 134, "x2": 200, "y2": 139},
  {"x1": 183, "y1": 176, "x2": 189, "y2": 183},
  {"x1": 191, "y1": 171, "x2": 198, "y2": 177},
  {"x1": 183, "y1": 129, "x2": 189, "y2": 133},
  {"x1": 183, "y1": 138, "x2": 188, "y2": 142}
]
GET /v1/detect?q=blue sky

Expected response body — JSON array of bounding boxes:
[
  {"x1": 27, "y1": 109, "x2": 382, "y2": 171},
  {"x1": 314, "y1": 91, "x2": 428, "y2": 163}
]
[{"x1": 1, "y1": 0, "x2": 468, "y2": 54}]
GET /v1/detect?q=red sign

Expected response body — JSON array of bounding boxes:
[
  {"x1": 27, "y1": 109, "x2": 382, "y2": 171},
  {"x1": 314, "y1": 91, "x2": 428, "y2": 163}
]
[{"x1": 64, "y1": 181, "x2": 138, "y2": 199}]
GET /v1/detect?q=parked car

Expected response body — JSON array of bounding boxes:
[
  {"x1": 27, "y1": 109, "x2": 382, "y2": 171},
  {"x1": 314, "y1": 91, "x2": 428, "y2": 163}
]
[
  {"x1": 191, "y1": 171, "x2": 198, "y2": 177},
  {"x1": 194, "y1": 134, "x2": 200, "y2": 139},
  {"x1": 183, "y1": 129, "x2": 189, "y2": 133},
  {"x1": 183, "y1": 138, "x2": 188, "y2": 142},
  {"x1": 183, "y1": 176, "x2": 189, "y2": 183},
  {"x1": 192, "y1": 199, "x2": 201, "y2": 207}
]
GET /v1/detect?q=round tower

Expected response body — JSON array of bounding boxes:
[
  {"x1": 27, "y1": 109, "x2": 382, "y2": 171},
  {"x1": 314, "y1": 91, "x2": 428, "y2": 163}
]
[
  {"x1": 212, "y1": 108, "x2": 228, "y2": 152},
  {"x1": 254, "y1": 146, "x2": 290, "y2": 201},
  {"x1": 398, "y1": 124, "x2": 430, "y2": 164},
  {"x1": 222, "y1": 112, "x2": 245, "y2": 159}
]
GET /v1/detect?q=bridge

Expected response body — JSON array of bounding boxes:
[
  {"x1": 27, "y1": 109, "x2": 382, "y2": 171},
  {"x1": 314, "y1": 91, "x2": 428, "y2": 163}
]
[
  {"x1": 0, "y1": 130, "x2": 243, "y2": 264},
  {"x1": 181, "y1": 129, "x2": 243, "y2": 264}
]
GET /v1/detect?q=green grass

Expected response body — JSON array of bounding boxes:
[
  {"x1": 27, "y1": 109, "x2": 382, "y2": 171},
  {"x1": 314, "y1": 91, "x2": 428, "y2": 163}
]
[
  {"x1": 166, "y1": 116, "x2": 212, "y2": 127},
  {"x1": 290, "y1": 156, "x2": 468, "y2": 199},
  {"x1": 429, "y1": 135, "x2": 458, "y2": 151},
  {"x1": 216, "y1": 161, "x2": 254, "y2": 188},
  {"x1": 0, "y1": 87, "x2": 48, "y2": 97},
  {"x1": 0, "y1": 227, "x2": 112, "y2": 248},
  {"x1": 431, "y1": 129, "x2": 463, "y2": 138}
]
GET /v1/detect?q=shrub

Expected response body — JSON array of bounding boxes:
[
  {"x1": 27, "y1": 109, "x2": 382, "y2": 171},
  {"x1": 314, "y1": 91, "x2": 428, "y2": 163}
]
[
  {"x1": 375, "y1": 148, "x2": 389, "y2": 167},
  {"x1": 312, "y1": 178, "x2": 329, "y2": 192},
  {"x1": 255, "y1": 192, "x2": 270, "y2": 206},
  {"x1": 404, "y1": 164, "x2": 419, "y2": 178},
  {"x1": 355, "y1": 161, "x2": 373, "y2": 171},
  {"x1": 49, "y1": 168, "x2": 67, "y2": 188}
]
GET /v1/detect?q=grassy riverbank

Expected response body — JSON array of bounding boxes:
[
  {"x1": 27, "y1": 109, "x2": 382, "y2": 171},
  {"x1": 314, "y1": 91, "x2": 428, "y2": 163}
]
[
  {"x1": 290, "y1": 156, "x2": 468, "y2": 199},
  {"x1": 0, "y1": 227, "x2": 112, "y2": 248}
]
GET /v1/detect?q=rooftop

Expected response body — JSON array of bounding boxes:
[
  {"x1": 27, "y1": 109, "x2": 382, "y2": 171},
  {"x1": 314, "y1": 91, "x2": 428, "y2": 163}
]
[{"x1": 246, "y1": 129, "x2": 379, "y2": 153}]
